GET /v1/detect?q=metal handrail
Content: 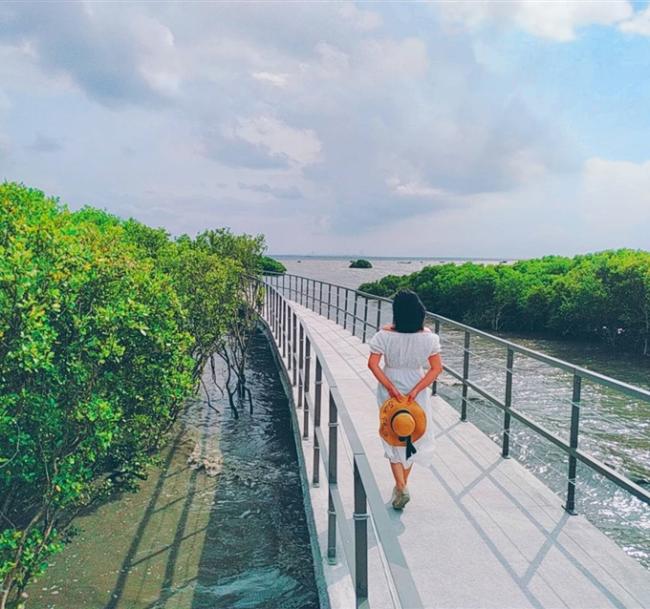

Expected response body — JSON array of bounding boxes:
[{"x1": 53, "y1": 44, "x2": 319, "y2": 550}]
[
  {"x1": 261, "y1": 271, "x2": 650, "y2": 513},
  {"x1": 263, "y1": 271, "x2": 650, "y2": 402},
  {"x1": 255, "y1": 276, "x2": 424, "y2": 609}
]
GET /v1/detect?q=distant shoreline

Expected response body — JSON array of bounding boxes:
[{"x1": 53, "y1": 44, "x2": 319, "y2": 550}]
[{"x1": 270, "y1": 254, "x2": 518, "y2": 262}]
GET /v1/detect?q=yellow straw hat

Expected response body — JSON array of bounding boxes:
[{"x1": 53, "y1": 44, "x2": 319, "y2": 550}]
[{"x1": 379, "y1": 397, "x2": 427, "y2": 459}]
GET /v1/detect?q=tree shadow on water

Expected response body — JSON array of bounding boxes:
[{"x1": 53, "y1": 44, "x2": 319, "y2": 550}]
[
  {"x1": 187, "y1": 332, "x2": 320, "y2": 609},
  {"x1": 102, "y1": 421, "x2": 205, "y2": 609}
]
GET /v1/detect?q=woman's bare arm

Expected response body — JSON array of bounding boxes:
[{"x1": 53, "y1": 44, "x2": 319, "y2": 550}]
[
  {"x1": 406, "y1": 353, "x2": 443, "y2": 401},
  {"x1": 367, "y1": 352, "x2": 403, "y2": 400}
]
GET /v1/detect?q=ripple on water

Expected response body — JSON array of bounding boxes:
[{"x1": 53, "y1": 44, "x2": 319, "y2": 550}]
[{"x1": 190, "y1": 566, "x2": 314, "y2": 609}]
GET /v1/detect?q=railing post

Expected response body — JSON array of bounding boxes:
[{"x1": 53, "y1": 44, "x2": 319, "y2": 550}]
[
  {"x1": 327, "y1": 284, "x2": 332, "y2": 320},
  {"x1": 461, "y1": 331, "x2": 470, "y2": 421},
  {"x1": 274, "y1": 290, "x2": 279, "y2": 337},
  {"x1": 327, "y1": 390, "x2": 338, "y2": 564},
  {"x1": 353, "y1": 292, "x2": 359, "y2": 337},
  {"x1": 298, "y1": 323, "x2": 304, "y2": 408},
  {"x1": 353, "y1": 457, "x2": 369, "y2": 608},
  {"x1": 319, "y1": 281, "x2": 324, "y2": 316},
  {"x1": 362, "y1": 297, "x2": 369, "y2": 343},
  {"x1": 282, "y1": 299, "x2": 287, "y2": 359},
  {"x1": 376, "y1": 299, "x2": 382, "y2": 331},
  {"x1": 292, "y1": 312, "x2": 297, "y2": 386},
  {"x1": 312, "y1": 358, "x2": 322, "y2": 487},
  {"x1": 303, "y1": 336, "x2": 311, "y2": 440},
  {"x1": 343, "y1": 289, "x2": 349, "y2": 330},
  {"x1": 287, "y1": 303, "x2": 292, "y2": 372},
  {"x1": 265, "y1": 282, "x2": 269, "y2": 324},
  {"x1": 564, "y1": 373, "x2": 582, "y2": 515},
  {"x1": 282, "y1": 272, "x2": 285, "y2": 297},
  {"x1": 336, "y1": 286, "x2": 340, "y2": 324},
  {"x1": 301, "y1": 276, "x2": 305, "y2": 306},
  {"x1": 502, "y1": 348, "x2": 514, "y2": 458}
]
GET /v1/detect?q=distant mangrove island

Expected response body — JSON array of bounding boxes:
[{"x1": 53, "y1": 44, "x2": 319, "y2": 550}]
[
  {"x1": 360, "y1": 250, "x2": 650, "y2": 355},
  {"x1": 349, "y1": 259, "x2": 373, "y2": 269}
]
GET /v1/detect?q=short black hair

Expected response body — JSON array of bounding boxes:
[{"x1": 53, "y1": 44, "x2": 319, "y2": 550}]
[{"x1": 392, "y1": 289, "x2": 426, "y2": 333}]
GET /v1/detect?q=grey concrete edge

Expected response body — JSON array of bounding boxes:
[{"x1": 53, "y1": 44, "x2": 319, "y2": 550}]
[{"x1": 257, "y1": 318, "x2": 332, "y2": 609}]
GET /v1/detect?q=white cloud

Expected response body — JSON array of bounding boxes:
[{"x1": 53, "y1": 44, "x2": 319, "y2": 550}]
[
  {"x1": 358, "y1": 37, "x2": 428, "y2": 78},
  {"x1": 238, "y1": 181, "x2": 302, "y2": 199},
  {"x1": 354, "y1": 155, "x2": 650, "y2": 257},
  {"x1": 134, "y1": 16, "x2": 182, "y2": 96},
  {"x1": 387, "y1": 177, "x2": 447, "y2": 198},
  {"x1": 619, "y1": 6, "x2": 650, "y2": 36},
  {"x1": 0, "y1": 4, "x2": 184, "y2": 104},
  {"x1": 233, "y1": 116, "x2": 322, "y2": 167},
  {"x1": 252, "y1": 71, "x2": 289, "y2": 87},
  {"x1": 339, "y1": 3, "x2": 383, "y2": 31},
  {"x1": 581, "y1": 157, "x2": 650, "y2": 231},
  {"x1": 314, "y1": 42, "x2": 351, "y2": 77},
  {"x1": 438, "y1": 0, "x2": 633, "y2": 42}
]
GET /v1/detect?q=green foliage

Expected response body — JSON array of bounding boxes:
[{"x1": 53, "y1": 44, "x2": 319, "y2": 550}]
[
  {"x1": 349, "y1": 259, "x2": 372, "y2": 269},
  {"x1": 0, "y1": 183, "x2": 196, "y2": 606},
  {"x1": 260, "y1": 256, "x2": 286, "y2": 274},
  {"x1": 193, "y1": 227, "x2": 265, "y2": 276},
  {"x1": 162, "y1": 240, "x2": 242, "y2": 380},
  {"x1": 0, "y1": 184, "x2": 268, "y2": 607},
  {"x1": 360, "y1": 250, "x2": 650, "y2": 354}
]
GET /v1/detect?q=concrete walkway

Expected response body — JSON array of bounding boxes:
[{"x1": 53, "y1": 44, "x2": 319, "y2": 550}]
[{"x1": 271, "y1": 298, "x2": 650, "y2": 609}]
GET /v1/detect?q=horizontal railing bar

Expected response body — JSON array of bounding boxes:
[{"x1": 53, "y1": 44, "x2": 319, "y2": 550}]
[
  {"x1": 442, "y1": 365, "x2": 463, "y2": 383},
  {"x1": 329, "y1": 390, "x2": 365, "y2": 454},
  {"x1": 314, "y1": 429, "x2": 356, "y2": 570},
  {"x1": 464, "y1": 378, "x2": 506, "y2": 410},
  {"x1": 264, "y1": 272, "x2": 650, "y2": 403},
  {"x1": 319, "y1": 388, "x2": 425, "y2": 602},
  {"x1": 353, "y1": 455, "x2": 425, "y2": 609},
  {"x1": 427, "y1": 350, "x2": 650, "y2": 504},
  {"x1": 445, "y1": 381, "x2": 650, "y2": 505},
  {"x1": 280, "y1": 292, "x2": 379, "y2": 332},
  {"x1": 574, "y1": 448, "x2": 650, "y2": 503}
]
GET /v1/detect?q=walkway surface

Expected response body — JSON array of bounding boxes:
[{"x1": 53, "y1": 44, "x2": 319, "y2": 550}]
[{"x1": 271, "y1": 298, "x2": 650, "y2": 609}]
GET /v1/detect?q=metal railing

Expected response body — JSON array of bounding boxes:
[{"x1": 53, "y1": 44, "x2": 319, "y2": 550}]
[
  {"x1": 262, "y1": 271, "x2": 650, "y2": 517},
  {"x1": 253, "y1": 275, "x2": 424, "y2": 609}
]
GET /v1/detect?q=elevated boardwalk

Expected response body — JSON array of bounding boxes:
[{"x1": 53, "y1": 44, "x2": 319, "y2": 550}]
[{"x1": 258, "y1": 277, "x2": 650, "y2": 609}]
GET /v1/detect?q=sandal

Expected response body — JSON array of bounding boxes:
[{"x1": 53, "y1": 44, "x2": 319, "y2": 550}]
[{"x1": 392, "y1": 486, "x2": 411, "y2": 510}]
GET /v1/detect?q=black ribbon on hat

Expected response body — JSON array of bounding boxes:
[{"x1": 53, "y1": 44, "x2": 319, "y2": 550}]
[
  {"x1": 391, "y1": 409, "x2": 418, "y2": 460},
  {"x1": 398, "y1": 435, "x2": 417, "y2": 459}
]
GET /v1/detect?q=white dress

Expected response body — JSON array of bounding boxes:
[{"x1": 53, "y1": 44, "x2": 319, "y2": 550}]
[{"x1": 368, "y1": 328, "x2": 441, "y2": 468}]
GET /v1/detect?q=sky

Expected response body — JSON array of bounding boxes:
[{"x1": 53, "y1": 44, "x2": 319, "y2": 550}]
[{"x1": 1, "y1": 1, "x2": 649, "y2": 258}]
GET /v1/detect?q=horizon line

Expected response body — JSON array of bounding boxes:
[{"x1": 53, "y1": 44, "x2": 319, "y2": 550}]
[{"x1": 268, "y1": 253, "x2": 520, "y2": 261}]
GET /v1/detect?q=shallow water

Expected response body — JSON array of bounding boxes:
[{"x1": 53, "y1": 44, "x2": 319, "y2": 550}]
[
  {"x1": 26, "y1": 330, "x2": 319, "y2": 609},
  {"x1": 275, "y1": 256, "x2": 650, "y2": 568}
]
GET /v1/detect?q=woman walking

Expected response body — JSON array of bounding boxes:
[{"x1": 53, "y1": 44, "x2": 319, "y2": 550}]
[{"x1": 367, "y1": 289, "x2": 443, "y2": 510}]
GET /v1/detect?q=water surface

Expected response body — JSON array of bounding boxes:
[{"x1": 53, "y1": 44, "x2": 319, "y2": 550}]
[{"x1": 27, "y1": 330, "x2": 320, "y2": 609}]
